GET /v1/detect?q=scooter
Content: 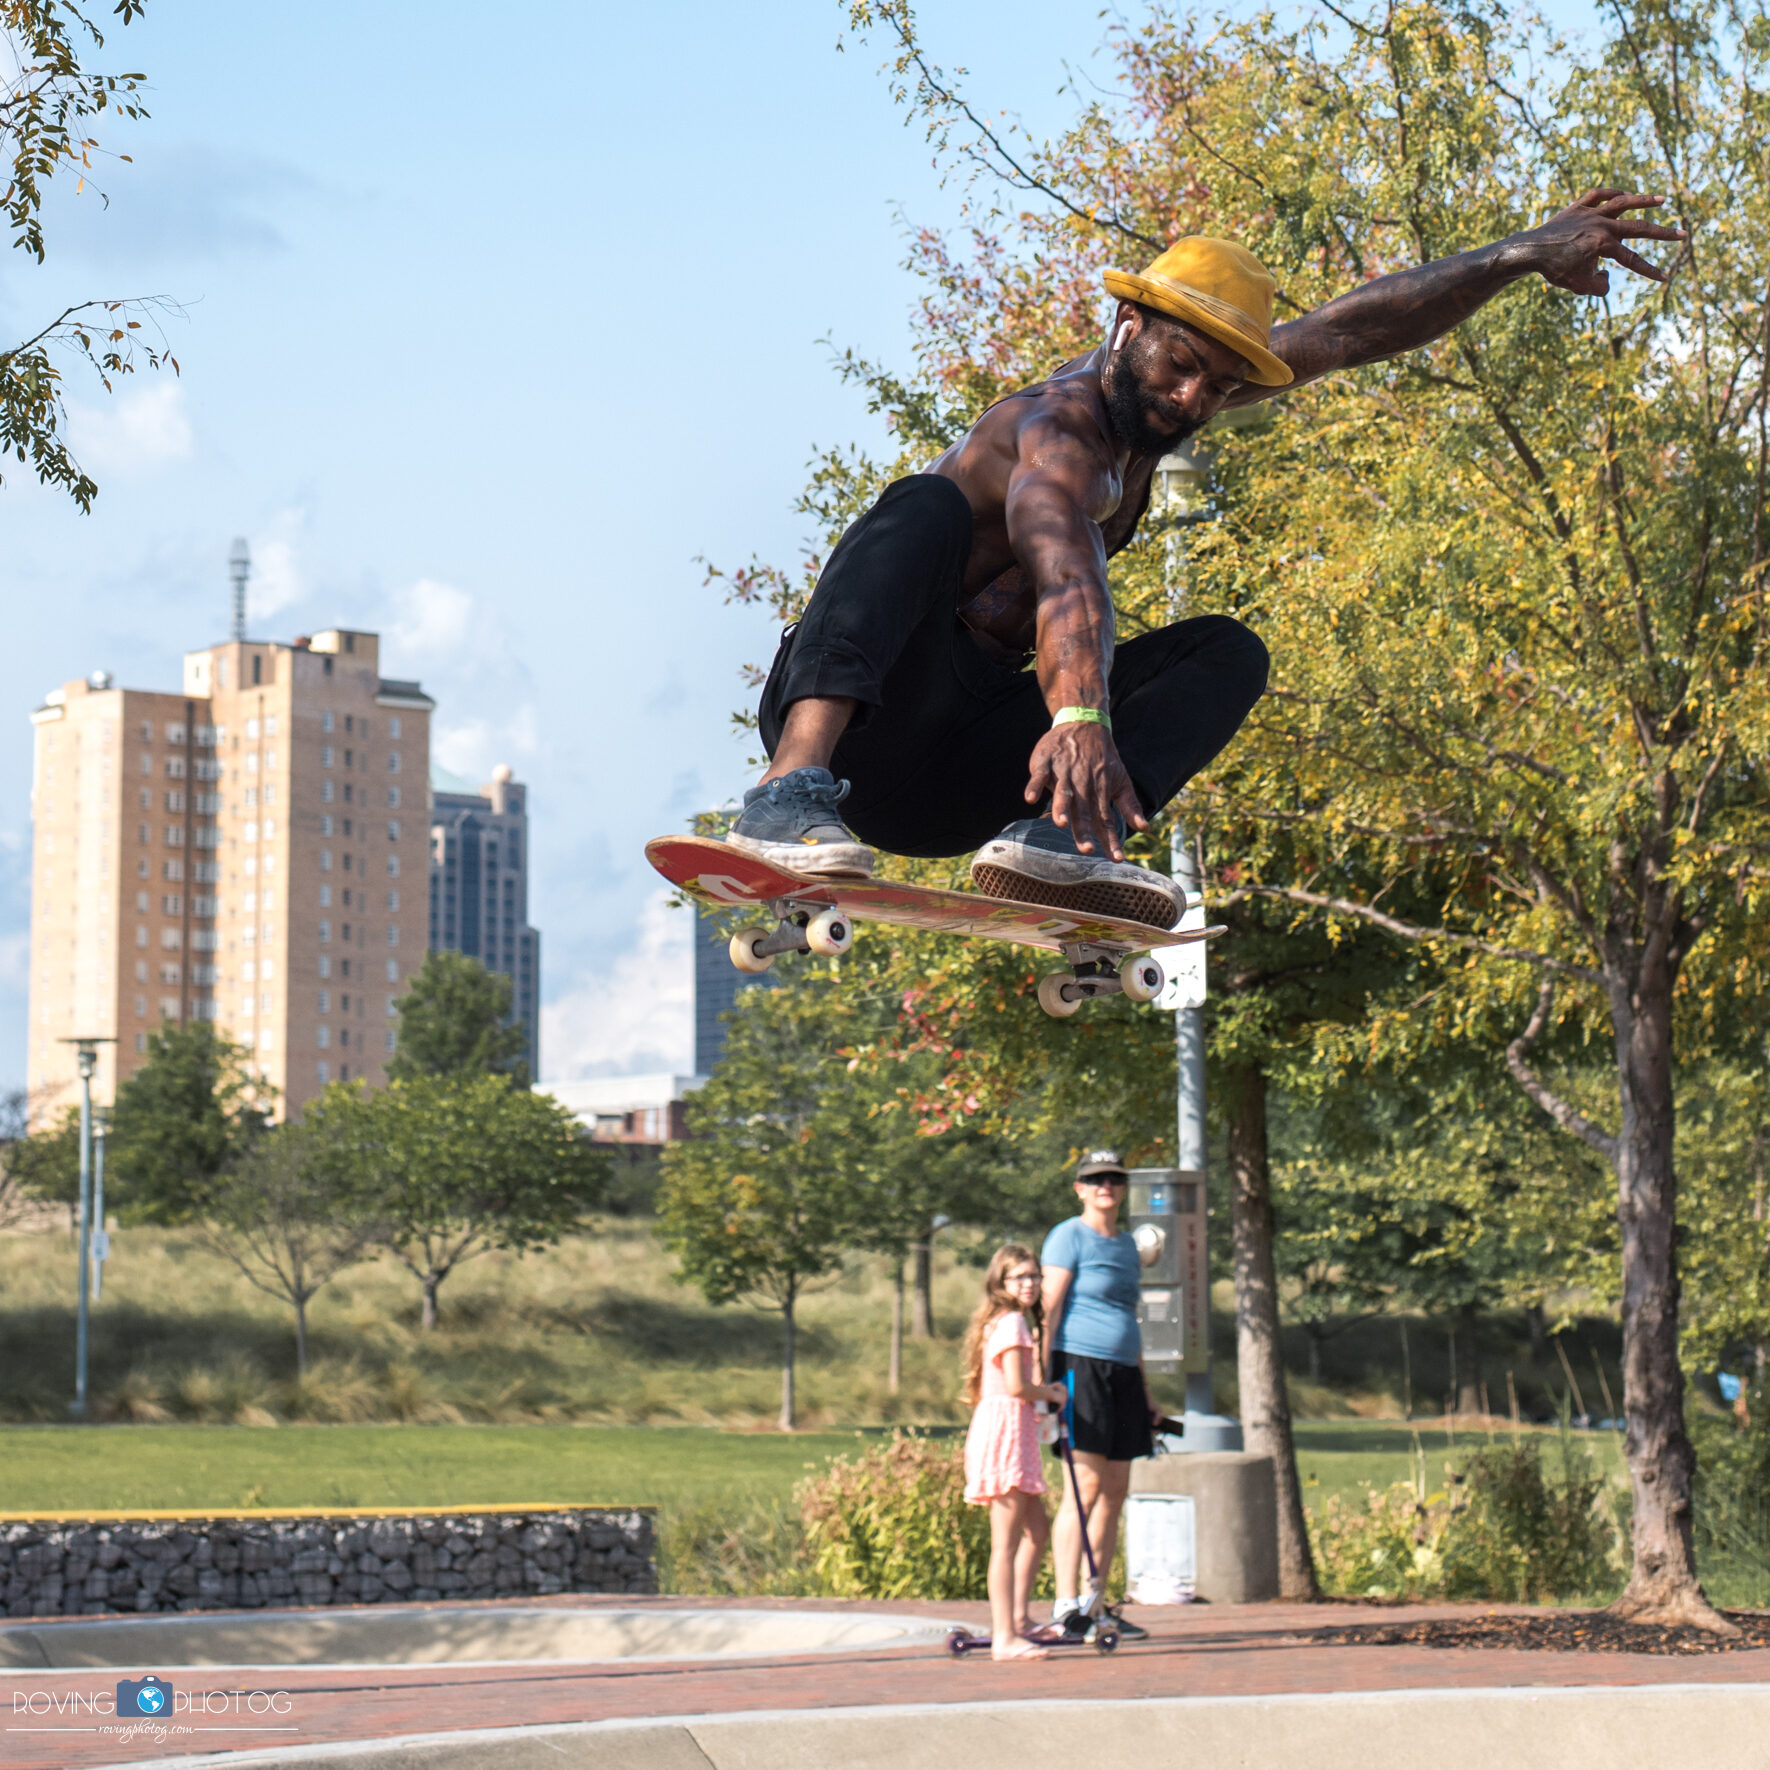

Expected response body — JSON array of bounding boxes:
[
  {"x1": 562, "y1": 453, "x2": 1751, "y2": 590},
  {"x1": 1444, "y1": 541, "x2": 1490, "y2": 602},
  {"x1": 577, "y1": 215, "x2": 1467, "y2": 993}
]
[{"x1": 946, "y1": 1384, "x2": 1183, "y2": 1658}]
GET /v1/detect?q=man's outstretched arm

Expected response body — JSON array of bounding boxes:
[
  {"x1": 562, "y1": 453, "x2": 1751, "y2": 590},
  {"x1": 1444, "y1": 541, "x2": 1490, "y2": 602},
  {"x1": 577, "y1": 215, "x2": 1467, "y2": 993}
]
[{"x1": 1233, "y1": 189, "x2": 1687, "y2": 401}]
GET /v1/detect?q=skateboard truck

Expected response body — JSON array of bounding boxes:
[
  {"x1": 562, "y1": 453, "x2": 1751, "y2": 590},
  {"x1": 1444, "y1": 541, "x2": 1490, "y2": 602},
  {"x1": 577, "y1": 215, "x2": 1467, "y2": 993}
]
[
  {"x1": 1036, "y1": 943, "x2": 1165, "y2": 1019},
  {"x1": 729, "y1": 899, "x2": 855, "y2": 974}
]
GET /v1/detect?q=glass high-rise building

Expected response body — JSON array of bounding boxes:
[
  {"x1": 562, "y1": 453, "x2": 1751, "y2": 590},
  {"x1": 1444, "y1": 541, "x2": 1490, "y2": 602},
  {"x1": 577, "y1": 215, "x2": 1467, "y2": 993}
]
[{"x1": 427, "y1": 767, "x2": 540, "y2": 1073}]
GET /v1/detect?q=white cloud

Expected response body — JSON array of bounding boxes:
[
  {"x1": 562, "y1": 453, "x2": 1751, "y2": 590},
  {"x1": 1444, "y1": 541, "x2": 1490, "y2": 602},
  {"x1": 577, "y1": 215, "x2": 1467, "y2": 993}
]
[
  {"x1": 540, "y1": 890, "x2": 693, "y2": 1080},
  {"x1": 432, "y1": 705, "x2": 538, "y2": 783},
  {"x1": 66, "y1": 381, "x2": 192, "y2": 476},
  {"x1": 389, "y1": 577, "x2": 475, "y2": 658},
  {"x1": 249, "y1": 506, "x2": 310, "y2": 618}
]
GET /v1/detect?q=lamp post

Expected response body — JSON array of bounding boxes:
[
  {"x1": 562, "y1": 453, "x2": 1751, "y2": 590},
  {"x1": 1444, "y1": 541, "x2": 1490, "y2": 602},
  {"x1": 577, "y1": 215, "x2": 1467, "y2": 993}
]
[
  {"x1": 1148, "y1": 444, "x2": 1242, "y2": 1450},
  {"x1": 91, "y1": 1107, "x2": 111, "y2": 1302},
  {"x1": 57, "y1": 1036, "x2": 114, "y2": 1418}
]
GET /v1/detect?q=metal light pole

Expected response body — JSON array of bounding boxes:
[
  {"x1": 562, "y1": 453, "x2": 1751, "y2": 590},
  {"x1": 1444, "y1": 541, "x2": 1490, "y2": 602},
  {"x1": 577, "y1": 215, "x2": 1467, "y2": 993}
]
[
  {"x1": 57, "y1": 1037, "x2": 114, "y2": 1418},
  {"x1": 91, "y1": 1108, "x2": 111, "y2": 1302},
  {"x1": 1149, "y1": 443, "x2": 1242, "y2": 1450}
]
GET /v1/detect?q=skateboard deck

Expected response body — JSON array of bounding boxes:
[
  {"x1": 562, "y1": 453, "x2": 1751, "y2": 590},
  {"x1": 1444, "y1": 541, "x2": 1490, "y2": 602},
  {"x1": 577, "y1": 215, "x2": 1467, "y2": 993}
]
[{"x1": 646, "y1": 835, "x2": 1221, "y2": 959}]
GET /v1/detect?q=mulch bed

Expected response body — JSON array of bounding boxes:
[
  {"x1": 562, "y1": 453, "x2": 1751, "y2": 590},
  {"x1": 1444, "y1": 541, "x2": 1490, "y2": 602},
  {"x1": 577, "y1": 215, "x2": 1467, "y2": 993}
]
[{"x1": 1308, "y1": 1610, "x2": 1770, "y2": 1655}]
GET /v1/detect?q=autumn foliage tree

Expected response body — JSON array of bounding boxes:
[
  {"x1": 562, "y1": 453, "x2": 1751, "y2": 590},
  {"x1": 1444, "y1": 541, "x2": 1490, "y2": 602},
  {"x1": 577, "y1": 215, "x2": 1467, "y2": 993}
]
[{"x1": 707, "y1": 0, "x2": 1770, "y2": 1624}]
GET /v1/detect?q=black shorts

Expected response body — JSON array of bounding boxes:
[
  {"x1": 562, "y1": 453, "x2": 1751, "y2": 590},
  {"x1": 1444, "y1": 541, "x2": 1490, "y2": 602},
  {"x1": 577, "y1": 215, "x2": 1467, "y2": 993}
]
[{"x1": 1050, "y1": 1351, "x2": 1153, "y2": 1462}]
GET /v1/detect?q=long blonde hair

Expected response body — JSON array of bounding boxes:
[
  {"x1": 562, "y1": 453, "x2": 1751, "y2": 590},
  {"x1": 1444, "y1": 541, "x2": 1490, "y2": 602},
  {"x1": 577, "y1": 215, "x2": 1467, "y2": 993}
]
[{"x1": 961, "y1": 1243, "x2": 1044, "y2": 1406}]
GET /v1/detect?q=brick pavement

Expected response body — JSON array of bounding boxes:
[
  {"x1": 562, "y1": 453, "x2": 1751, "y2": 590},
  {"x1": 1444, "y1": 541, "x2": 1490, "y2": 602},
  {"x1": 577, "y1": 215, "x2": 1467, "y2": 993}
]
[{"x1": 4, "y1": 1594, "x2": 1768, "y2": 1769}]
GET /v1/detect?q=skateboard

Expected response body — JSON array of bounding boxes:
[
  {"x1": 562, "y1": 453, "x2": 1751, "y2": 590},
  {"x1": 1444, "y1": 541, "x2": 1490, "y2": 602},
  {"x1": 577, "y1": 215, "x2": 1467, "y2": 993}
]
[{"x1": 646, "y1": 835, "x2": 1224, "y2": 1018}]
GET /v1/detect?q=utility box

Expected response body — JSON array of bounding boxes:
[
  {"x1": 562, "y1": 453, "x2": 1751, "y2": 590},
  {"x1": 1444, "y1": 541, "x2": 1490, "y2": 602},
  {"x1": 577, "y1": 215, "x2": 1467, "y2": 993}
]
[
  {"x1": 1129, "y1": 1167, "x2": 1209, "y2": 1378},
  {"x1": 1130, "y1": 1452, "x2": 1279, "y2": 1604}
]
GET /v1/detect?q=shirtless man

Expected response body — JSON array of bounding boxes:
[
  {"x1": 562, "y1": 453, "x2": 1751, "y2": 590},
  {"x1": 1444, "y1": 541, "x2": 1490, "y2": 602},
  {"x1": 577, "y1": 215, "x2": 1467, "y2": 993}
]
[{"x1": 728, "y1": 189, "x2": 1684, "y2": 929}]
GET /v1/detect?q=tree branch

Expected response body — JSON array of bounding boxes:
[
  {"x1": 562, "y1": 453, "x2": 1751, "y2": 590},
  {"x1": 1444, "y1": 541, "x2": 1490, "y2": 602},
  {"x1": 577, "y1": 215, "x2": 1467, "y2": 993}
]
[
  {"x1": 1245, "y1": 885, "x2": 1605, "y2": 984},
  {"x1": 1505, "y1": 981, "x2": 1620, "y2": 1163}
]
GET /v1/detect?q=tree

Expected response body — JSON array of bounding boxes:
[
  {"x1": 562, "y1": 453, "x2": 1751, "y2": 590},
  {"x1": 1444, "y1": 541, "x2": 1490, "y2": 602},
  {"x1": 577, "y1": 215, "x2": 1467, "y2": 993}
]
[
  {"x1": 3, "y1": 1096, "x2": 79, "y2": 1220},
  {"x1": 197, "y1": 1113, "x2": 376, "y2": 1374},
  {"x1": 659, "y1": 977, "x2": 858, "y2": 1429},
  {"x1": 343, "y1": 1074, "x2": 605, "y2": 1329},
  {"x1": 389, "y1": 952, "x2": 530, "y2": 1085},
  {"x1": 2, "y1": 1, "x2": 178, "y2": 508},
  {"x1": 109, "y1": 1023, "x2": 270, "y2": 1223},
  {"x1": 1153, "y1": 0, "x2": 1769, "y2": 1630},
  {"x1": 779, "y1": 0, "x2": 1764, "y2": 1630}
]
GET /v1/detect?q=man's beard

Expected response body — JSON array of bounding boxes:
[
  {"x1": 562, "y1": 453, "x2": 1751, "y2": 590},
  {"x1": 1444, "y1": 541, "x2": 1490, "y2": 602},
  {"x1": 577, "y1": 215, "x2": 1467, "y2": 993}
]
[{"x1": 1105, "y1": 358, "x2": 1198, "y2": 457}]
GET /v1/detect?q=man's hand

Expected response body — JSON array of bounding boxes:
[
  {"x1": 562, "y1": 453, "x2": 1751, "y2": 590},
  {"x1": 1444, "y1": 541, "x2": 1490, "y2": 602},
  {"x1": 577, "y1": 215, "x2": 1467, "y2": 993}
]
[
  {"x1": 1025, "y1": 719, "x2": 1148, "y2": 860},
  {"x1": 1513, "y1": 189, "x2": 1686, "y2": 296}
]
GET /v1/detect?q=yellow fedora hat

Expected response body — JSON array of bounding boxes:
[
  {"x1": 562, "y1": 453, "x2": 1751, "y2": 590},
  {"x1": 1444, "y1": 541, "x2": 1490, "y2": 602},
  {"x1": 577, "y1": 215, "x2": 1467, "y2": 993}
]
[{"x1": 1103, "y1": 237, "x2": 1292, "y2": 387}]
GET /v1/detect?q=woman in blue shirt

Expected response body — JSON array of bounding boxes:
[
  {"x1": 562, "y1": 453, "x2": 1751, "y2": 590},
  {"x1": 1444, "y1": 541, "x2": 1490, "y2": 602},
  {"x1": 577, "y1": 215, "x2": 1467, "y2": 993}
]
[{"x1": 1040, "y1": 1148, "x2": 1160, "y2": 1638}]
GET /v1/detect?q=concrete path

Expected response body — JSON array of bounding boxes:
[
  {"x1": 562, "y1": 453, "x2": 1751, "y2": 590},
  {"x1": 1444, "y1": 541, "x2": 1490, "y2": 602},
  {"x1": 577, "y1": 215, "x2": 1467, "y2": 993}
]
[{"x1": 2, "y1": 1595, "x2": 1765, "y2": 1769}]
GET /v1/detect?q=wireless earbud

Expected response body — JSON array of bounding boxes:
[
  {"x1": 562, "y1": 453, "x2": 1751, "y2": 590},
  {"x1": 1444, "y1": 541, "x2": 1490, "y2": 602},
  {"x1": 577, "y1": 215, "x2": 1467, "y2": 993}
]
[{"x1": 1113, "y1": 321, "x2": 1134, "y2": 352}]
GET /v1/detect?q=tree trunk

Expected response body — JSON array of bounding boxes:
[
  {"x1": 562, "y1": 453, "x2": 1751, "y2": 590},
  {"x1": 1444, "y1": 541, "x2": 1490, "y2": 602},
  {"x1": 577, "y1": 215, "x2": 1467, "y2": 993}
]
[
  {"x1": 1306, "y1": 1325, "x2": 1322, "y2": 1382},
  {"x1": 421, "y1": 1271, "x2": 440, "y2": 1332},
  {"x1": 295, "y1": 1293, "x2": 309, "y2": 1376},
  {"x1": 1526, "y1": 1301, "x2": 1548, "y2": 1363},
  {"x1": 911, "y1": 1234, "x2": 934, "y2": 1338},
  {"x1": 780, "y1": 1278, "x2": 797, "y2": 1432},
  {"x1": 1456, "y1": 1305, "x2": 1482, "y2": 1419},
  {"x1": 1225, "y1": 1061, "x2": 1320, "y2": 1601},
  {"x1": 1607, "y1": 966, "x2": 1730, "y2": 1630},
  {"x1": 889, "y1": 1255, "x2": 904, "y2": 1395},
  {"x1": 1400, "y1": 1318, "x2": 1412, "y2": 1421}
]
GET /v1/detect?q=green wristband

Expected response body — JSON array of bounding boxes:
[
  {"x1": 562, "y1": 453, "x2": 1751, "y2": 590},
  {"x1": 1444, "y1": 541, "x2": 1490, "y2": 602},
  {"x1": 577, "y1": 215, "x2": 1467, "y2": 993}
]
[{"x1": 1052, "y1": 706, "x2": 1112, "y2": 733}]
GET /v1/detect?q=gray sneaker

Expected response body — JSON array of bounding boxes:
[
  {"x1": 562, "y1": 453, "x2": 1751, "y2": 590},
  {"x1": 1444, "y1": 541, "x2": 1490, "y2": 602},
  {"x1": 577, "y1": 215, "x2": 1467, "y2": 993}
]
[
  {"x1": 971, "y1": 815, "x2": 1183, "y2": 930},
  {"x1": 728, "y1": 767, "x2": 875, "y2": 877}
]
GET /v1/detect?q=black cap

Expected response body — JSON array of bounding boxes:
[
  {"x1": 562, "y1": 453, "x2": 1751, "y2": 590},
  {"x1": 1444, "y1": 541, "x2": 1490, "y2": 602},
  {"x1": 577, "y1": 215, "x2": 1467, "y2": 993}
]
[{"x1": 1075, "y1": 1148, "x2": 1128, "y2": 1181}]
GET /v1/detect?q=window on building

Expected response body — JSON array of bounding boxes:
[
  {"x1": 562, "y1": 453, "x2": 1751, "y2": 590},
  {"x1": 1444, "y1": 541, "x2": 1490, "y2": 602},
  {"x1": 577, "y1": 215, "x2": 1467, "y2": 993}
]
[
  {"x1": 317, "y1": 1026, "x2": 330, "y2": 1049},
  {"x1": 386, "y1": 925, "x2": 398, "y2": 946},
  {"x1": 320, "y1": 886, "x2": 332, "y2": 907},
  {"x1": 323, "y1": 711, "x2": 334, "y2": 733},
  {"x1": 388, "y1": 751, "x2": 401, "y2": 773},
  {"x1": 385, "y1": 1029, "x2": 396, "y2": 1052},
  {"x1": 164, "y1": 826, "x2": 184, "y2": 847},
  {"x1": 159, "y1": 963, "x2": 181, "y2": 986},
  {"x1": 247, "y1": 720, "x2": 260, "y2": 739},
  {"x1": 387, "y1": 786, "x2": 401, "y2": 807},
  {"x1": 322, "y1": 781, "x2": 334, "y2": 803},
  {"x1": 160, "y1": 894, "x2": 182, "y2": 915},
  {"x1": 320, "y1": 849, "x2": 332, "y2": 871},
  {"x1": 160, "y1": 928, "x2": 181, "y2": 950},
  {"x1": 318, "y1": 991, "x2": 330, "y2": 1013},
  {"x1": 319, "y1": 955, "x2": 331, "y2": 978},
  {"x1": 387, "y1": 854, "x2": 400, "y2": 877},
  {"x1": 385, "y1": 960, "x2": 398, "y2": 982},
  {"x1": 389, "y1": 717, "x2": 402, "y2": 738},
  {"x1": 386, "y1": 890, "x2": 399, "y2": 911},
  {"x1": 162, "y1": 859, "x2": 183, "y2": 881},
  {"x1": 135, "y1": 925, "x2": 148, "y2": 948},
  {"x1": 344, "y1": 748, "x2": 352, "y2": 767},
  {"x1": 322, "y1": 815, "x2": 334, "y2": 836},
  {"x1": 318, "y1": 919, "x2": 331, "y2": 942},
  {"x1": 165, "y1": 756, "x2": 187, "y2": 780},
  {"x1": 388, "y1": 819, "x2": 400, "y2": 839},
  {"x1": 343, "y1": 783, "x2": 353, "y2": 804},
  {"x1": 322, "y1": 746, "x2": 333, "y2": 767},
  {"x1": 165, "y1": 790, "x2": 185, "y2": 812},
  {"x1": 134, "y1": 1003, "x2": 146, "y2": 1025},
  {"x1": 165, "y1": 723, "x2": 186, "y2": 744}
]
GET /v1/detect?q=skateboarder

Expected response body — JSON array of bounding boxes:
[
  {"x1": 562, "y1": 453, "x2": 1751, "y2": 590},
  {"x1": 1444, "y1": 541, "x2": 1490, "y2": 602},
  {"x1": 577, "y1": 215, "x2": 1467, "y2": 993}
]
[{"x1": 728, "y1": 190, "x2": 1683, "y2": 930}]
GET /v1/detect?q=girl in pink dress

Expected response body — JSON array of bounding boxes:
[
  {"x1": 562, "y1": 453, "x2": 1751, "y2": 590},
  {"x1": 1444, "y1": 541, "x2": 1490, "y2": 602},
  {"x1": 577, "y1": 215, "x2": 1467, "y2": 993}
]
[{"x1": 961, "y1": 1243, "x2": 1071, "y2": 1660}]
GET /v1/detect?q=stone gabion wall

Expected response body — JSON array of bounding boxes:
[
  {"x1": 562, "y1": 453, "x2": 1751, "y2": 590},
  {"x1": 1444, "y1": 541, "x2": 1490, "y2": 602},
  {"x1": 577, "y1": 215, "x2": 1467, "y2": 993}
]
[{"x1": 0, "y1": 1508, "x2": 655, "y2": 1618}]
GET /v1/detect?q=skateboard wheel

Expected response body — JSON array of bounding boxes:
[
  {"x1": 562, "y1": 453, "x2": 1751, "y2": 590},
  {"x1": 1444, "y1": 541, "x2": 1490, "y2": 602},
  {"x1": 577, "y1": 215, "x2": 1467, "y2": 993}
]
[
  {"x1": 1037, "y1": 972, "x2": 1083, "y2": 1018},
  {"x1": 1094, "y1": 1627, "x2": 1120, "y2": 1653},
  {"x1": 1119, "y1": 954, "x2": 1165, "y2": 1002},
  {"x1": 946, "y1": 1627, "x2": 975, "y2": 1657},
  {"x1": 806, "y1": 906, "x2": 854, "y2": 957},
  {"x1": 729, "y1": 927, "x2": 775, "y2": 974}
]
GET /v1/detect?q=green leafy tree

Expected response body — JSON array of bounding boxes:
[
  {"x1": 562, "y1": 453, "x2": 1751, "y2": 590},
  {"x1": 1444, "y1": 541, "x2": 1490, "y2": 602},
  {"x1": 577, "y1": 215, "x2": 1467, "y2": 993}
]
[
  {"x1": 110, "y1": 1023, "x2": 270, "y2": 1223},
  {"x1": 389, "y1": 951, "x2": 530, "y2": 1084},
  {"x1": 659, "y1": 977, "x2": 859, "y2": 1429},
  {"x1": 197, "y1": 1112, "x2": 378, "y2": 1373},
  {"x1": 340, "y1": 1074, "x2": 605, "y2": 1329},
  {"x1": 2, "y1": 1, "x2": 179, "y2": 508},
  {"x1": 4, "y1": 1098, "x2": 79, "y2": 1217}
]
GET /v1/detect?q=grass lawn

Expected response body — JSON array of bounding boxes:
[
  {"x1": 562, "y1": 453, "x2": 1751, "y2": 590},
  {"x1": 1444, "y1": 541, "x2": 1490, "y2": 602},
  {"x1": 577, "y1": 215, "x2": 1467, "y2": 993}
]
[{"x1": 3, "y1": 1418, "x2": 1584, "y2": 1517}]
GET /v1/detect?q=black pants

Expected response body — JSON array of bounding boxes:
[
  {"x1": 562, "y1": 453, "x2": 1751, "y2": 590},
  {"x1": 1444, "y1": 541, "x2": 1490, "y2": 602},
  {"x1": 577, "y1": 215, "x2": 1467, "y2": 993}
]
[{"x1": 758, "y1": 474, "x2": 1270, "y2": 859}]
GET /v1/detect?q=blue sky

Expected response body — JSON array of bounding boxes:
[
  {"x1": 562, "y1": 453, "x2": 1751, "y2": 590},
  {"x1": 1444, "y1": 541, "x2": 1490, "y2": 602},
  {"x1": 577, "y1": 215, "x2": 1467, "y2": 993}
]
[
  {"x1": 1, "y1": 0, "x2": 1602, "y2": 1086},
  {"x1": 0, "y1": 0, "x2": 1122, "y2": 1083}
]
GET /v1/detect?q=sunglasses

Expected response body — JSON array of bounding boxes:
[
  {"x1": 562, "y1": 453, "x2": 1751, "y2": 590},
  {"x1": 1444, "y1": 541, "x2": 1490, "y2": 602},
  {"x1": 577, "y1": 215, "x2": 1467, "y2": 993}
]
[{"x1": 1081, "y1": 1175, "x2": 1128, "y2": 1188}]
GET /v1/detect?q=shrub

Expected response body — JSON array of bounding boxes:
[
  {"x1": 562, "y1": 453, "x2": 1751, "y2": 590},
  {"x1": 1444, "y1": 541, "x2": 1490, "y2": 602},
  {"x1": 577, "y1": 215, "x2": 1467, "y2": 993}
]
[
  {"x1": 661, "y1": 1495, "x2": 817, "y2": 1596},
  {"x1": 1692, "y1": 1397, "x2": 1770, "y2": 1602},
  {"x1": 1313, "y1": 1434, "x2": 1621, "y2": 1603},
  {"x1": 798, "y1": 1430, "x2": 995, "y2": 1599}
]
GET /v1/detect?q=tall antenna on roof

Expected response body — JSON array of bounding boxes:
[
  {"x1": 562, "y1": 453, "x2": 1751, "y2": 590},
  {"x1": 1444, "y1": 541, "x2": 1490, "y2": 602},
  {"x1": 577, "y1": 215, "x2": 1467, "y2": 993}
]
[{"x1": 228, "y1": 538, "x2": 250, "y2": 641}]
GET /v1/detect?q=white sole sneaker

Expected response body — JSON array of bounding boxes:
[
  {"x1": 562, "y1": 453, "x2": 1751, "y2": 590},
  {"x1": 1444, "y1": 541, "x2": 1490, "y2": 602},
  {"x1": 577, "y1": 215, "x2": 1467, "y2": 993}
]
[
  {"x1": 728, "y1": 830, "x2": 875, "y2": 879},
  {"x1": 971, "y1": 839, "x2": 1183, "y2": 930}
]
